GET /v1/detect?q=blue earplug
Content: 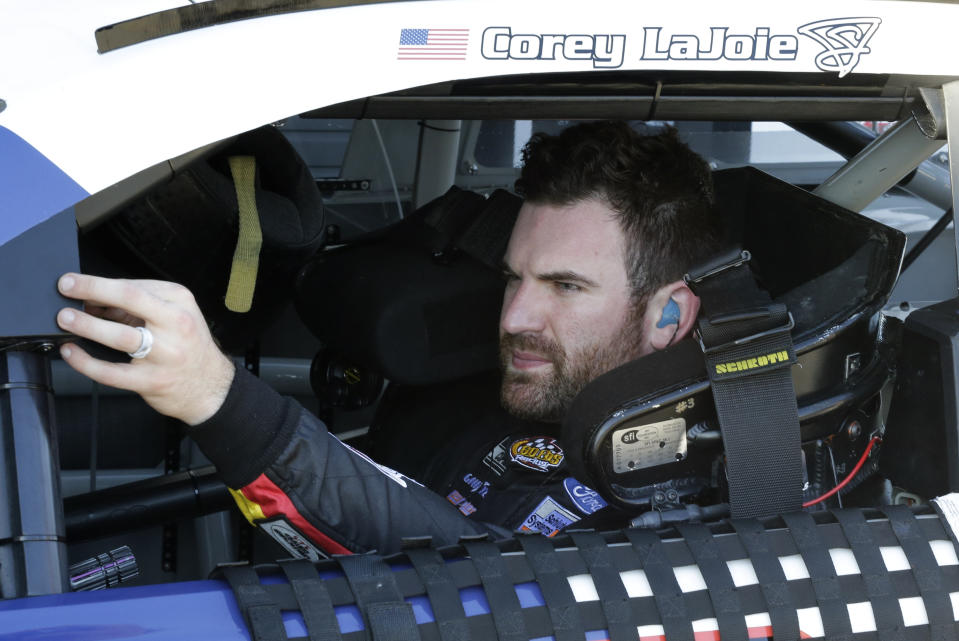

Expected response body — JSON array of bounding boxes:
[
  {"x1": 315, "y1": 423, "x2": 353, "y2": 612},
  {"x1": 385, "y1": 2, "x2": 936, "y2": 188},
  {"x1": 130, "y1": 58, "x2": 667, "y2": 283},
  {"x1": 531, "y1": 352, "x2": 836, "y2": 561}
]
[{"x1": 657, "y1": 297, "x2": 680, "y2": 328}]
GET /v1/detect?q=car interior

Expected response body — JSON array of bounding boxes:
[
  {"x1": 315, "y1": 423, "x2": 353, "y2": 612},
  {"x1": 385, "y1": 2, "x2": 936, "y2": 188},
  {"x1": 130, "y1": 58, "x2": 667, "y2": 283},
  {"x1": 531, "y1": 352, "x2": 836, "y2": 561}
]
[{"x1": 2, "y1": 71, "x2": 957, "y2": 604}]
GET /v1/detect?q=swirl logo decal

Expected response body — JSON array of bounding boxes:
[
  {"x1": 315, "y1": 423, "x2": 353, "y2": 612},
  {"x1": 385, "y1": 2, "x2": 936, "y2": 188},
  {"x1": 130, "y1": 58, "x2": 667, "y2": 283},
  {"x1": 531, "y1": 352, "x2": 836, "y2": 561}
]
[{"x1": 798, "y1": 18, "x2": 881, "y2": 78}]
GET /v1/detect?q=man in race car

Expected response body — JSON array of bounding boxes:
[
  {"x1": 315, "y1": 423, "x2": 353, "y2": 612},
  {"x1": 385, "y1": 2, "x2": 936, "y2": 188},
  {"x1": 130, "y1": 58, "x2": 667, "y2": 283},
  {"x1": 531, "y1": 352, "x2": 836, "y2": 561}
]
[{"x1": 55, "y1": 121, "x2": 721, "y2": 555}]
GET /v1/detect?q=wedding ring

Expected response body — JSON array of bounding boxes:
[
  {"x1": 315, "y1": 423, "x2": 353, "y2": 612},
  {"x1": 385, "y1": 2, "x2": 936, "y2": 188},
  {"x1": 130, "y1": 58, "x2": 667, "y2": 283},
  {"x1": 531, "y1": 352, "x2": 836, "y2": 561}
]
[{"x1": 128, "y1": 326, "x2": 154, "y2": 359}]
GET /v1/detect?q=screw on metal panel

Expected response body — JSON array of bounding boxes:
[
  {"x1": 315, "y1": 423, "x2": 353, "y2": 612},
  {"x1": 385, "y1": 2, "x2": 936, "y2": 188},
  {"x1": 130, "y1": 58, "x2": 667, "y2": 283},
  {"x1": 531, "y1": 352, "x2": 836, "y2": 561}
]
[
  {"x1": 844, "y1": 353, "x2": 862, "y2": 382},
  {"x1": 846, "y1": 420, "x2": 862, "y2": 441},
  {"x1": 37, "y1": 342, "x2": 55, "y2": 353}
]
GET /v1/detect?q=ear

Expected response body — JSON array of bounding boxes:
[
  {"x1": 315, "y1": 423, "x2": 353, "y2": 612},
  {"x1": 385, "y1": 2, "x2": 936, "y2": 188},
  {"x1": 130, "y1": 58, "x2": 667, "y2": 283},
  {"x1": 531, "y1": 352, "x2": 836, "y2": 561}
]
[{"x1": 640, "y1": 280, "x2": 700, "y2": 353}]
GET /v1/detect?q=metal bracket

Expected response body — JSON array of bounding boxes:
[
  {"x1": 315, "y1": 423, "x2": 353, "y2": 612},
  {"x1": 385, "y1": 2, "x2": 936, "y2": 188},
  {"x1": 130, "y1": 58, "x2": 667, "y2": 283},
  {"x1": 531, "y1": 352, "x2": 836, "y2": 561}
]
[{"x1": 315, "y1": 178, "x2": 371, "y2": 197}]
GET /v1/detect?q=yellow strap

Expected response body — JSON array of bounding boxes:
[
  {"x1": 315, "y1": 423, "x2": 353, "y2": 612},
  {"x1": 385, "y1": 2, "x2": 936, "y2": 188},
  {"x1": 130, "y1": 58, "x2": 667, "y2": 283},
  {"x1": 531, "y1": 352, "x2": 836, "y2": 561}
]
[
  {"x1": 228, "y1": 487, "x2": 266, "y2": 526},
  {"x1": 225, "y1": 155, "x2": 262, "y2": 313}
]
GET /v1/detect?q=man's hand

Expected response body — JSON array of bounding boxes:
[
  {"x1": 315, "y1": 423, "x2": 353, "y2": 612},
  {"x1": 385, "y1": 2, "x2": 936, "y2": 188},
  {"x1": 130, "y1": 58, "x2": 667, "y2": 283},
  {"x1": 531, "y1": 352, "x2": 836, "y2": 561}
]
[{"x1": 56, "y1": 273, "x2": 235, "y2": 426}]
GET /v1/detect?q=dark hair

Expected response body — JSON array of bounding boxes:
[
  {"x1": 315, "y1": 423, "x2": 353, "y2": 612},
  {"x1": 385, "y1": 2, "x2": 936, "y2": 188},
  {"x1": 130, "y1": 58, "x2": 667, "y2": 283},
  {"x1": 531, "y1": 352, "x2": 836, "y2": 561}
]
[{"x1": 515, "y1": 121, "x2": 722, "y2": 305}]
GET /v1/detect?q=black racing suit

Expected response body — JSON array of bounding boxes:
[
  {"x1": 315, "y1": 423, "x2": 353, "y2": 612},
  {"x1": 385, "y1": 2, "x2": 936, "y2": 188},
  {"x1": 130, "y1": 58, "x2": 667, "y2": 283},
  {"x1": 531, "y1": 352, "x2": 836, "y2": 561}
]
[
  {"x1": 371, "y1": 371, "x2": 622, "y2": 539},
  {"x1": 191, "y1": 366, "x2": 620, "y2": 557}
]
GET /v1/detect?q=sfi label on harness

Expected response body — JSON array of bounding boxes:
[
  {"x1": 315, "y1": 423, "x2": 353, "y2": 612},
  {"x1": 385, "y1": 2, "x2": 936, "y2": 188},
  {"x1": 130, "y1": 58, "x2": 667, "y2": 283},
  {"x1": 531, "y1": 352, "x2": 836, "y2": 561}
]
[{"x1": 612, "y1": 418, "x2": 686, "y2": 474}]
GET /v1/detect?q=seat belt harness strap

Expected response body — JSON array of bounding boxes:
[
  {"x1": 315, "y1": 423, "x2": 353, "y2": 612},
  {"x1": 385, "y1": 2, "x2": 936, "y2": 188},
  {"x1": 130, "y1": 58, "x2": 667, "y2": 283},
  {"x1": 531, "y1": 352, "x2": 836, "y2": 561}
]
[{"x1": 686, "y1": 248, "x2": 803, "y2": 519}]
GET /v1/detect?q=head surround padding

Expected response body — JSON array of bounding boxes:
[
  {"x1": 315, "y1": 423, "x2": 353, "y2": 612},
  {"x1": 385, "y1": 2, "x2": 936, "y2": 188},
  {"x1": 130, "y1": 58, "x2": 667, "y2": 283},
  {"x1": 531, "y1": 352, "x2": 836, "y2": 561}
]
[
  {"x1": 561, "y1": 338, "x2": 707, "y2": 489},
  {"x1": 561, "y1": 166, "x2": 905, "y2": 506}
]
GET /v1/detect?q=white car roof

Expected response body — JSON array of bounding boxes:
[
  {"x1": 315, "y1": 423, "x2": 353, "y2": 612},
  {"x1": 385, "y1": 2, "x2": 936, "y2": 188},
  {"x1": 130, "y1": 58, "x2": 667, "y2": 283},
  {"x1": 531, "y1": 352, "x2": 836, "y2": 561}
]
[{"x1": 1, "y1": 0, "x2": 958, "y2": 245}]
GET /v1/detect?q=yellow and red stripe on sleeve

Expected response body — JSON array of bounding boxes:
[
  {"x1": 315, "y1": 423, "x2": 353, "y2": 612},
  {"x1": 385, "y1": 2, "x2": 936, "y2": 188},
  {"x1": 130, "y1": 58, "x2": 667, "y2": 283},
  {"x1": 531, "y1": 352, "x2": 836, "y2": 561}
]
[{"x1": 229, "y1": 473, "x2": 352, "y2": 556}]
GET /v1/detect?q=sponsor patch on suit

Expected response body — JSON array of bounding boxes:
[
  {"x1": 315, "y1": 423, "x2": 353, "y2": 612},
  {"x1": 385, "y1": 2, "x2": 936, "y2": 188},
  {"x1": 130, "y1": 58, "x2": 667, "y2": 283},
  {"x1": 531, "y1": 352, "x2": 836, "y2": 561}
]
[{"x1": 519, "y1": 496, "x2": 579, "y2": 537}]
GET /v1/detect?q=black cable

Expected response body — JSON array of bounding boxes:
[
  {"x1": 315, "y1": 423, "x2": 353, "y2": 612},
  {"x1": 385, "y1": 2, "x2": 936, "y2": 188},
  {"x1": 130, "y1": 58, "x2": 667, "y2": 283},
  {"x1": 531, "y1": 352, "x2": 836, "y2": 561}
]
[
  {"x1": 667, "y1": 324, "x2": 679, "y2": 347},
  {"x1": 902, "y1": 207, "x2": 953, "y2": 273}
]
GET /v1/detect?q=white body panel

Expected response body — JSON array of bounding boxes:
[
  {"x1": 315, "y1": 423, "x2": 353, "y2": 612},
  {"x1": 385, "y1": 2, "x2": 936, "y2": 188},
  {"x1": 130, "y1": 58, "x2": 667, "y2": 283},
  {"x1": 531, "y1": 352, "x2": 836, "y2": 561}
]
[{"x1": 1, "y1": 0, "x2": 958, "y2": 196}]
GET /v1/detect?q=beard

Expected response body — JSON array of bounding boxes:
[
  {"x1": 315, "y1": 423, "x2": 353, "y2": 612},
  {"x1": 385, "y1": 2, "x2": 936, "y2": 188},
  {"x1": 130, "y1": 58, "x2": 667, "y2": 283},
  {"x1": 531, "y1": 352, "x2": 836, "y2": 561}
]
[{"x1": 499, "y1": 314, "x2": 644, "y2": 423}]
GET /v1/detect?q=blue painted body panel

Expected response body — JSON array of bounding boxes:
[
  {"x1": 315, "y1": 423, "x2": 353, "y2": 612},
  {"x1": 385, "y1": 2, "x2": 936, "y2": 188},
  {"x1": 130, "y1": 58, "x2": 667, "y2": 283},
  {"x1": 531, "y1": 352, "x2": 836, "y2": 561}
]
[
  {"x1": 0, "y1": 126, "x2": 87, "y2": 248},
  {"x1": 0, "y1": 570, "x2": 615, "y2": 641},
  {"x1": 0, "y1": 580, "x2": 246, "y2": 641},
  {"x1": 0, "y1": 575, "x2": 611, "y2": 641}
]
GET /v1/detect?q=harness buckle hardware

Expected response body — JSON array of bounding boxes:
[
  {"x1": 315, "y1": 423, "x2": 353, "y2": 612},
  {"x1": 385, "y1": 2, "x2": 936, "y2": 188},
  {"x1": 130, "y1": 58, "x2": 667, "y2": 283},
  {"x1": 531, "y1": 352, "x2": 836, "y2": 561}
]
[
  {"x1": 695, "y1": 311, "x2": 795, "y2": 355},
  {"x1": 684, "y1": 249, "x2": 751, "y2": 285}
]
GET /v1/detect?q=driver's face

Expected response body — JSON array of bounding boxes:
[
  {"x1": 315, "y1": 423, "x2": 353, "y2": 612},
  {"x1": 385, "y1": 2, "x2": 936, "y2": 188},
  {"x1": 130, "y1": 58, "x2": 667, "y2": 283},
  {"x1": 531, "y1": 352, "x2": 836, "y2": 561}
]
[{"x1": 499, "y1": 198, "x2": 645, "y2": 422}]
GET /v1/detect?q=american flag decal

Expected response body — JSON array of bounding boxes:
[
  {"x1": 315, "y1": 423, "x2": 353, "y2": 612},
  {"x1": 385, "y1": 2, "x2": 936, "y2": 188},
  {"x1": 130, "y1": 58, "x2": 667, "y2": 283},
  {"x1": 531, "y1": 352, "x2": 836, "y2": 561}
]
[{"x1": 398, "y1": 28, "x2": 469, "y2": 60}]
